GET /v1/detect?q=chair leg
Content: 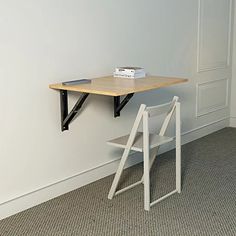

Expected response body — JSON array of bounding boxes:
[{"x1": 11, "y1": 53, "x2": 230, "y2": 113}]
[
  {"x1": 176, "y1": 102, "x2": 181, "y2": 193},
  {"x1": 108, "y1": 148, "x2": 130, "y2": 199},
  {"x1": 176, "y1": 144, "x2": 181, "y2": 193},
  {"x1": 176, "y1": 133, "x2": 181, "y2": 193},
  {"x1": 143, "y1": 110, "x2": 150, "y2": 211},
  {"x1": 143, "y1": 150, "x2": 150, "y2": 211}
]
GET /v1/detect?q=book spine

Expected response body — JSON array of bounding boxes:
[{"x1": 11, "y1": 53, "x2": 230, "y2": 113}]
[
  {"x1": 113, "y1": 72, "x2": 145, "y2": 79},
  {"x1": 114, "y1": 71, "x2": 145, "y2": 76},
  {"x1": 115, "y1": 68, "x2": 144, "y2": 75}
]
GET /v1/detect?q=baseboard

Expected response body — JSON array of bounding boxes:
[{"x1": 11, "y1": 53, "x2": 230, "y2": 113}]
[
  {"x1": 0, "y1": 155, "x2": 143, "y2": 220},
  {"x1": 182, "y1": 117, "x2": 230, "y2": 144},
  {"x1": 229, "y1": 117, "x2": 236, "y2": 127},
  {"x1": 0, "y1": 117, "x2": 229, "y2": 220}
]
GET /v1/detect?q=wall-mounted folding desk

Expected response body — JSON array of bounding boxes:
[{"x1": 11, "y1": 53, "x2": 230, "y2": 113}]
[{"x1": 49, "y1": 75, "x2": 187, "y2": 131}]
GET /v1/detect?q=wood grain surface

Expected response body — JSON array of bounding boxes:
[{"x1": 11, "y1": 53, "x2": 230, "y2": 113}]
[{"x1": 49, "y1": 76, "x2": 188, "y2": 96}]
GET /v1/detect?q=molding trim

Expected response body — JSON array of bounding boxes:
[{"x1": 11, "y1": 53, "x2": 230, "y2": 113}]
[
  {"x1": 197, "y1": 0, "x2": 232, "y2": 72},
  {"x1": 182, "y1": 117, "x2": 229, "y2": 136},
  {"x1": 0, "y1": 117, "x2": 230, "y2": 220},
  {"x1": 229, "y1": 117, "x2": 236, "y2": 127},
  {"x1": 196, "y1": 78, "x2": 229, "y2": 117}
]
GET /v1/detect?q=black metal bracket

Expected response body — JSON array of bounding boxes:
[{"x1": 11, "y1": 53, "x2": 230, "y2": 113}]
[
  {"x1": 58, "y1": 90, "x2": 134, "y2": 131},
  {"x1": 114, "y1": 93, "x2": 134, "y2": 117},
  {"x1": 60, "y1": 90, "x2": 89, "y2": 131}
]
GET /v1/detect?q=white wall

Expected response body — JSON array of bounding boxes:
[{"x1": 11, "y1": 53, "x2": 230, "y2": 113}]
[
  {"x1": 0, "y1": 0, "x2": 232, "y2": 219},
  {"x1": 230, "y1": 1, "x2": 236, "y2": 126}
]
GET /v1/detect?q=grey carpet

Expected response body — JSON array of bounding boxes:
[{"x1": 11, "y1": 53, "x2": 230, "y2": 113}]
[{"x1": 0, "y1": 128, "x2": 235, "y2": 236}]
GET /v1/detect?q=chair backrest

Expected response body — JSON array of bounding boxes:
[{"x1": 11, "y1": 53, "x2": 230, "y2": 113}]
[
  {"x1": 145, "y1": 96, "x2": 179, "y2": 136},
  {"x1": 146, "y1": 96, "x2": 178, "y2": 118},
  {"x1": 125, "y1": 96, "x2": 179, "y2": 149}
]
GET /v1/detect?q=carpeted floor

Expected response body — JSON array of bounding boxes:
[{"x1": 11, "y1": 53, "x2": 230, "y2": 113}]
[{"x1": 0, "y1": 128, "x2": 236, "y2": 236}]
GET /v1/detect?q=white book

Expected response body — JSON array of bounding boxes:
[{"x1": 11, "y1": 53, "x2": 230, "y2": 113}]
[
  {"x1": 115, "y1": 67, "x2": 145, "y2": 75},
  {"x1": 113, "y1": 72, "x2": 146, "y2": 79},
  {"x1": 114, "y1": 70, "x2": 145, "y2": 76}
]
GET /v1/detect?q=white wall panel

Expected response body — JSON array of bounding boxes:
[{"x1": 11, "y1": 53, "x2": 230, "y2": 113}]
[
  {"x1": 197, "y1": 79, "x2": 228, "y2": 116},
  {"x1": 197, "y1": 0, "x2": 232, "y2": 72},
  {"x1": 230, "y1": 1, "x2": 236, "y2": 127}
]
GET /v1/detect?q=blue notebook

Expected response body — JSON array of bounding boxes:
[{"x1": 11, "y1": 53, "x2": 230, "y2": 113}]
[{"x1": 62, "y1": 79, "x2": 91, "y2": 86}]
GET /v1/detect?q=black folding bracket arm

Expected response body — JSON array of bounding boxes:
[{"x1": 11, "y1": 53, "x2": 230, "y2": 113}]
[
  {"x1": 60, "y1": 90, "x2": 89, "y2": 131},
  {"x1": 59, "y1": 90, "x2": 134, "y2": 131},
  {"x1": 114, "y1": 93, "x2": 134, "y2": 117}
]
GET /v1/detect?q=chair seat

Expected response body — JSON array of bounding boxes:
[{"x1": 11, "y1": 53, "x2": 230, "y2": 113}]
[{"x1": 107, "y1": 132, "x2": 173, "y2": 152}]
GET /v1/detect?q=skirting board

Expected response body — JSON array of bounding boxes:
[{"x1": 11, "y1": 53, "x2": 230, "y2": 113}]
[
  {"x1": 0, "y1": 117, "x2": 230, "y2": 220},
  {"x1": 229, "y1": 117, "x2": 236, "y2": 127}
]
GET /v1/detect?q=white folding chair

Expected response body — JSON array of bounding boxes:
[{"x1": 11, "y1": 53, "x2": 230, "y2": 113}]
[{"x1": 107, "y1": 96, "x2": 181, "y2": 211}]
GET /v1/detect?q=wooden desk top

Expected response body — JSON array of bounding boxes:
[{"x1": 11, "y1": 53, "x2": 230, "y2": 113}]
[{"x1": 49, "y1": 75, "x2": 187, "y2": 96}]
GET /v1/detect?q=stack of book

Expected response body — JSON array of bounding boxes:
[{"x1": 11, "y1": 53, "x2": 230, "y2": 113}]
[{"x1": 113, "y1": 67, "x2": 146, "y2": 79}]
